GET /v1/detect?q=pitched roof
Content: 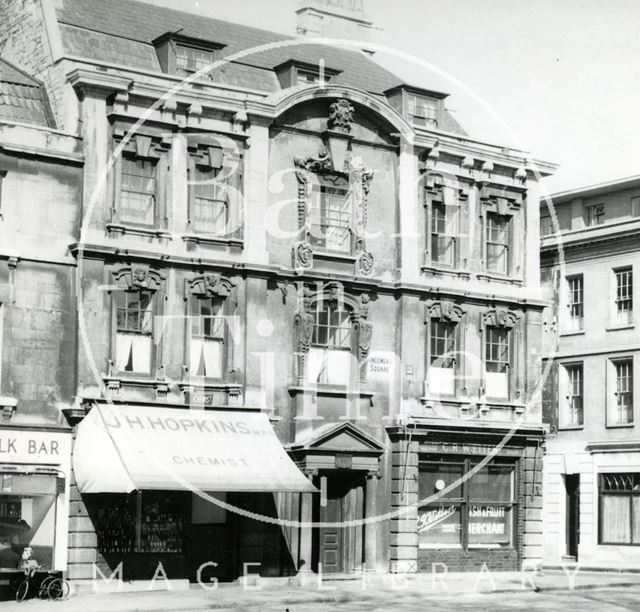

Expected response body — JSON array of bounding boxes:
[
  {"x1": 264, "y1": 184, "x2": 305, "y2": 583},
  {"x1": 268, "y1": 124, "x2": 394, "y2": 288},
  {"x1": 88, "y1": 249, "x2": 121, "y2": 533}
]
[
  {"x1": 0, "y1": 58, "x2": 55, "y2": 128},
  {"x1": 55, "y1": 0, "x2": 466, "y2": 134}
]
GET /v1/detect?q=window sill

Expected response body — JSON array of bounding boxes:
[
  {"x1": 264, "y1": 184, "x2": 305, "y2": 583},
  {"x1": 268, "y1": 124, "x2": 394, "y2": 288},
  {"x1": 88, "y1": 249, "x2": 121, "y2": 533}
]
[
  {"x1": 558, "y1": 425, "x2": 584, "y2": 431},
  {"x1": 477, "y1": 272, "x2": 524, "y2": 286},
  {"x1": 421, "y1": 265, "x2": 471, "y2": 280},
  {"x1": 107, "y1": 223, "x2": 172, "y2": 239},
  {"x1": 289, "y1": 384, "x2": 374, "y2": 398},
  {"x1": 177, "y1": 380, "x2": 242, "y2": 393},
  {"x1": 606, "y1": 324, "x2": 635, "y2": 332},
  {"x1": 182, "y1": 233, "x2": 243, "y2": 248},
  {"x1": 605, "y1": 422, "x2": 635, "y2": 429},
  {"x1": 559, "y1": 330, "x2": 585, "y2": 337},
  {"x1": 312, "y1": 250, "x2": 356, "y2": 263}
]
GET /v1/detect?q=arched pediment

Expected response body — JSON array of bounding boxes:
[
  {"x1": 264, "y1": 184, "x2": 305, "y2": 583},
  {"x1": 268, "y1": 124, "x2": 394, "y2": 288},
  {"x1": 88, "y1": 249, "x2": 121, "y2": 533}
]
[{"x1": 267, "y1": 85, "x2": 413, "y2": 142}]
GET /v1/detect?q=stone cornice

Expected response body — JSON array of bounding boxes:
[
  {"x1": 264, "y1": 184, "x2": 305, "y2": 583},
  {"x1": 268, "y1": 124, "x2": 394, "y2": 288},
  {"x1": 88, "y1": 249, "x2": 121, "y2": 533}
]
[{"x1": 68, "y1": 241, "x2": 548, "y2": 309}]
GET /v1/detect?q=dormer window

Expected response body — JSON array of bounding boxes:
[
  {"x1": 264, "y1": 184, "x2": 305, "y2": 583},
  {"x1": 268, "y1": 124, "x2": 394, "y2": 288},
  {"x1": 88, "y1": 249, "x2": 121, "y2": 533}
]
[
  {"x1": 408, "y1": 94, "x2": 438, "y2": 128},
  {"x1": 274, "y1": 60, "x2": 340, "y2": 89},
  {"x1": 297, "y1": 68, "x2": 323, "y2": 86},
  {"x1": 384, "y1": 86, "x2": 446, "y2": 130},
  {"x1": 586, "y1": 203, "x2": 605, "y2": 226},
  {"x1": 153, "y1": 32, "x2": 225, "y2": 81},
  {"x1": 176, "y1": 44, "x2": 214, "y2": 79}
]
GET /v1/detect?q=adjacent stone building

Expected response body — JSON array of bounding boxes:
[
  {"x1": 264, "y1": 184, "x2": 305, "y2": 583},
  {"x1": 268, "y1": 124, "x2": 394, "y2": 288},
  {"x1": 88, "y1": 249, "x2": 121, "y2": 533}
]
[
  {"x1": 0, "y1": 0, "x2": 556, "y2": 587},
  {"x1": 0, "y1": 56, "x2": 79, "y2": 578},
  {"x1": 541, "y1": 176, "x2": 640, "y2": 569}
]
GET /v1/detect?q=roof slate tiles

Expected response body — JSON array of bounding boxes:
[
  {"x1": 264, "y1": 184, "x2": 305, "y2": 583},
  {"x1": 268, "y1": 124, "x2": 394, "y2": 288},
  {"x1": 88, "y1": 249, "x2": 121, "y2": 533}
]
[
  {"x1": 0, "y1": 58, "x2": 53, "y2": 127},
  {"x1": 55, "y1": 0, "x2": 466, "y2": 134}
]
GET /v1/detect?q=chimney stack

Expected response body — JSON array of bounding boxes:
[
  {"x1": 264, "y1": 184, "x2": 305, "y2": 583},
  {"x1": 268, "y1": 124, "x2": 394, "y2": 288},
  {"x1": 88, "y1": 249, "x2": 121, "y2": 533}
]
[{"x1": 296, "y1": 0, "x2": 374, "y2": 47}]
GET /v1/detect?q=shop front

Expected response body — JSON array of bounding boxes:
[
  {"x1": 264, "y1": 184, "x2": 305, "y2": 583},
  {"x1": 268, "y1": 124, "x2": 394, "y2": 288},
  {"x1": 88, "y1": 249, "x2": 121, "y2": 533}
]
[
  {"x1": 69, "y1": 404, "x2": 316, "y2": 585},
  {"x1": 387, "y1": 419, "x2": 544, "y2": 573},
  {"x1": 0, "y1": 425, "x2": 71, "y2": 590}
]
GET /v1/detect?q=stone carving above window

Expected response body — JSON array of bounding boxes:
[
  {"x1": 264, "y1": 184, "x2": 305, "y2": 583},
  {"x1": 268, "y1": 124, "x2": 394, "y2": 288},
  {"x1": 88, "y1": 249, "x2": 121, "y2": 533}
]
[
  {"x1": 293, "y1": 148, "x2": 374, "y2": 276},
  {"x1": 112, "y1": 264, "x2": 163, "y2": 291},
  {"x1": 112, "y1": 128, "x2": 171, "y2": 160},
  {"x1": 293, "y1": 283, "x2": 373, "y2": 384},
  {"x1": 482, "y1": 307, "x2": 519, "y2": 329},
  {"x1": 426, "y1": 300, "x2": 464, "y2": 322},
  {"x1": 478, "y1": 184, "x2": 524, "y2": 215},
  {"x1": 187, "y1": 273, "x2": 236, "y2": 298}
]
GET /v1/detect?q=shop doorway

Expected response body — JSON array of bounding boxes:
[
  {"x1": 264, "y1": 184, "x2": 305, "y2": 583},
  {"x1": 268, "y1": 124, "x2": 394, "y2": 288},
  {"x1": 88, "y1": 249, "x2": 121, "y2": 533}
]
[
  {"x1": 565, "y1": 474, "x2": 580, "y2": 559},
  {"x1": 314, "y1": 471, "x2": 365, "y2": 574}
]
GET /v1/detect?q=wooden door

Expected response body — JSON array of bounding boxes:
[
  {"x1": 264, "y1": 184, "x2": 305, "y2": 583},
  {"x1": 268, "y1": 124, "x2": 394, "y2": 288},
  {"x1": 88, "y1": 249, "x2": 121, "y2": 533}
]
[{"x1": 317, "y1": 473, "x2": 364, "y2": 574}]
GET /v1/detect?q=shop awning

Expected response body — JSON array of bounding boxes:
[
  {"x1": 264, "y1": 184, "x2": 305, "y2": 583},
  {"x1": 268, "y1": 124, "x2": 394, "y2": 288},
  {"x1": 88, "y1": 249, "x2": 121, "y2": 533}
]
[{"x1": 73, "y1": 404, "x2": 316, "y2": 494}]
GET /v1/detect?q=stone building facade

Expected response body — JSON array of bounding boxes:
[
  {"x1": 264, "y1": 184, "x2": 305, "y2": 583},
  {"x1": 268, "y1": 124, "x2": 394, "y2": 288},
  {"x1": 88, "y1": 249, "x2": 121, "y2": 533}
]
[
  {"x1": 0, "y1": 56, "x2": 79, "y2": 578},
  {"x1": 0, "y1": 0, "x2": 556, "y2": 586},
  {"x1": 541, "y1": 176, "x2": 640, "y2": 569}
]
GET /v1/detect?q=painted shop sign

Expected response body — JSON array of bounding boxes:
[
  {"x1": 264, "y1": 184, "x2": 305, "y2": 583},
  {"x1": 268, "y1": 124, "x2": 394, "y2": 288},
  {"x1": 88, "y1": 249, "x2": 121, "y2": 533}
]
[
  {"x1": 0, "y1": 428, "x2": 70, "y2": 464},
  {"x1": 417, "y1": 505, "x2": 461, "y2": 547},
  {"x1": 468, "y1": 505, "x2": 510, "y2": 543},
  {"x1": 417, "y1": 505, "x2": 509, "y2": 547},
  {"x1": 420, "y1": 442, "x2": 522, "y2": 457}
]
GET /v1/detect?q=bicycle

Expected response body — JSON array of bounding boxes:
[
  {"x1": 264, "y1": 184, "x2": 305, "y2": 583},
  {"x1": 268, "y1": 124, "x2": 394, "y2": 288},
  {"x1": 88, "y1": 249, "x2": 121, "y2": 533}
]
[{"x1": 15, "y1": 567, "x2": 70, "y2": 602}]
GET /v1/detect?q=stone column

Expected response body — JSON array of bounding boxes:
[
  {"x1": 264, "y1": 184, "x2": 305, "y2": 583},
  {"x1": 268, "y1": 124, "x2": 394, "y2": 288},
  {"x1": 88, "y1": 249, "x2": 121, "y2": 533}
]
[
  {"x1": 364, "y1": 470, "x2": 380, "y2": 571},
  {"x1": 298, "y1": 471, "x2": 316, "y2": 574}
]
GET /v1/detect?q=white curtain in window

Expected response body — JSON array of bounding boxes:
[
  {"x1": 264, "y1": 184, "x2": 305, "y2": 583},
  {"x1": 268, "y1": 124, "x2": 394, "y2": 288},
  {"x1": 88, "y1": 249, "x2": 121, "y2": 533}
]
[
  {"x1": 485, "y1": 371, "x2": 508, "y2": 398},
  {"x1": 116, "y1": 332, "x2": 134, "y2": 370},
  {"x1": 306, "y1": 347, "x2": 326, "y2": 383},
  {"x1": 429, "y1": 366, "x2": 454, "y2": 395},
  {"x1": 602, "y1": 495, "x2": 631, "y2": 543},
  {"x1": 202, "y1": 338, "x2": 222, "y2": 378},
  {"x1": 191, "y1": 338, "x2": 204, "y2": 375},
  {"x1": 326, "y1": 350, "x2": 350, "y2": 386},
  {"x1": 131, "y1": 334, "x2": 151, "y2": 373}
]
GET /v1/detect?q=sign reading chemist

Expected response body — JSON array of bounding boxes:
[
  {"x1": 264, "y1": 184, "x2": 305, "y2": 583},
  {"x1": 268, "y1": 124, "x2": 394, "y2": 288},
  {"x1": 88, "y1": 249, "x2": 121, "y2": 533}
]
[{"x1": 0, "y1": 428, "x2": 71, "y2": 464}]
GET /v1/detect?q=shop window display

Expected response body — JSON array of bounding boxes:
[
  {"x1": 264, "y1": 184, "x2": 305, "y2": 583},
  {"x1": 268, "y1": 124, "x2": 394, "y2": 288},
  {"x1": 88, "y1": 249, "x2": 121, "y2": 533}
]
[
  {"x1": 94, "y1": 491, "x2": 187, "y2": 555},
  {"x1": 0, "y1": 474, "x2": 58, "y2": 570},
  {"x1": 417, "y1": 458, "x2": 515, "y2": 550}
]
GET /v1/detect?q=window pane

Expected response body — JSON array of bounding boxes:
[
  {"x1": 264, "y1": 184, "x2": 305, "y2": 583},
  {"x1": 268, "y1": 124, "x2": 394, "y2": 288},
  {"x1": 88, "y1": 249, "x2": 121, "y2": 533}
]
[
  {"x1": 567, "y1": 276, "x2": 584, "y2": 330},
  {"x1": 601, "y1": 495, "x2": 631, "y2": 543},
  {"x1": 190, "y1": 166, "x2": 227, "y2": 234},
  {"x1": 614, "y1": 360, "x2": 633, "y2": 424},
  {"x1": 485, "y1": 327, "x2": 509, "y2": 373},
  {"x1": 120, "y1": 157, "x2": 156, "y2": 226},
  {"x1": 468, "y1": 506, "x2": 512, "y2": 547},
  {"x1": 417, "y1": 505, "x2": 462, "y2": 548},
  {"x1": 419, "y1": 463, "x2": 464, "y2": 501},
  {"x1": 563, "y1": 364, "x2": 584, "y2": 426},
  {"x1": 309, "y1": 179, "x2": 351, "y2": 252},
  {"x1": 430, "y1": 320, "x2": 455, "y2": 368},
  {"x1": 486, "y1": 213, "x2": 509, "y2": 274},
  {"x1": 633, "y1": 496, "x2": 640, "y2": 544},
  {"x1": 469, "y1": 465, "x2": 513, "y2": 502},
  {"x1": 615, "y1": 269, "x2": 633, "y2": 324}
]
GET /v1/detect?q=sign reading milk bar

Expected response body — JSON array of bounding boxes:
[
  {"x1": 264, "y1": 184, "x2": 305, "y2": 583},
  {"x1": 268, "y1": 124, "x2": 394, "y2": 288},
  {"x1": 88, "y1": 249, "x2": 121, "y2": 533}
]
[{"x1": 0, "y1": 428, "x2": 71, "y2": 465}]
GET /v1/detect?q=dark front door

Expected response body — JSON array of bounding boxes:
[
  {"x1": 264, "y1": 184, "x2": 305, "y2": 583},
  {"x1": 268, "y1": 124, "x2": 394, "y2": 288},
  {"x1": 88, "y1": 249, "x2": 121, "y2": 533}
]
[
  {"x1": 316, "y1": 472, "x2": 364, "y2": 574},
  {"x1": 566, "y1": 474, "x2": 580, "y2": 559}
]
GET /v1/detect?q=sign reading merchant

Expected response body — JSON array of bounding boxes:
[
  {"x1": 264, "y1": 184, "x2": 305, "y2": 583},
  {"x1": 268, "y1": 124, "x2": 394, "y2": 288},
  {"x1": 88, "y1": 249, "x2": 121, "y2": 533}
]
[{"x1": 73, "y1": 404, "x2": 316, "y2": 494}]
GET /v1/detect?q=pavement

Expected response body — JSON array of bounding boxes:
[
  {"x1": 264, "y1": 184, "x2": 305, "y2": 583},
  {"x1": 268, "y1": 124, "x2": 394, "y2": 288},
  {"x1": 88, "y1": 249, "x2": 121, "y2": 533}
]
[{"x1": 1, "y1": 569, "x2": 640, "y2": 611}]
